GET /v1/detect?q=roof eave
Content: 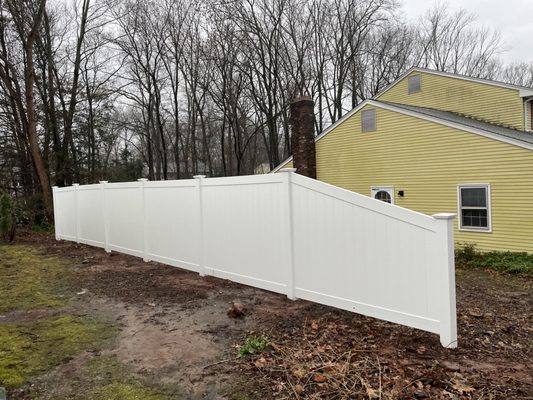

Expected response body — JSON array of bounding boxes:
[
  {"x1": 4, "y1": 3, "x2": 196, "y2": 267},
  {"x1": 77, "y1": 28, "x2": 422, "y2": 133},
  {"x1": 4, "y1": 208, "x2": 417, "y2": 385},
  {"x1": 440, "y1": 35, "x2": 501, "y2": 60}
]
[{"x1": 519, "y1": 89, "x2": 533, "y2": 97}]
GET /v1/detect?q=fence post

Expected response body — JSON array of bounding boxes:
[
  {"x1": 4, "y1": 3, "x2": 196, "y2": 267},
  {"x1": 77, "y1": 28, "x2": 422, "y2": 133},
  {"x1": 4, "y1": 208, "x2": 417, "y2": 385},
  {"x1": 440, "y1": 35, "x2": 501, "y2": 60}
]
[
  {"x1": 138, "y1": 178, "x2": 149, "y2": 262},
  {"x1": 194, "y1": 175, "x2": 207, "y2": 277},
  {"x1": 280, "y1": 168, "x2": 297, "y2": 300},
  {"x1": 432, "y1": 213, "x2": 457, "y2": 349},
  {"x1": 73, "y1": 183, "x2": 80, "y2": 243},
  {"x1": 100, "y1": 181, "x2": 109, "y2": 252},
  {"x1": 52, "y1": 186, "x2": 59, "y2": 241}
]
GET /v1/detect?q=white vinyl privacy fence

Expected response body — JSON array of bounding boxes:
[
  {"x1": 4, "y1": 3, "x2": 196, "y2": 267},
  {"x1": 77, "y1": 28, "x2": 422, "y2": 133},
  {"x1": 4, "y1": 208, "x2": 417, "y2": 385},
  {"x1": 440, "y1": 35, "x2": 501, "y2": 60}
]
[{"x1": 53, "y1": 170, "x2": 457, "y2": 348}]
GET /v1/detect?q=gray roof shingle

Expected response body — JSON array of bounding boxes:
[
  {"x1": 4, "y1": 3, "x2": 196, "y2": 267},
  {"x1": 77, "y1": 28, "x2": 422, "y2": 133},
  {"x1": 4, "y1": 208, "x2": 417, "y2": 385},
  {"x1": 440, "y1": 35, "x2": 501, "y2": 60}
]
[{"x1": 379, "y1": 101, "x2": 533, "y2": 146}]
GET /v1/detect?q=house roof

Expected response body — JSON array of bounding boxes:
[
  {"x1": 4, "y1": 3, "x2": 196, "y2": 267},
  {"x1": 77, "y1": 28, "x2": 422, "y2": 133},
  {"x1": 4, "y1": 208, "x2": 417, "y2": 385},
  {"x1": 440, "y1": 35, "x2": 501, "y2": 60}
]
[
  {"x1": 374, "y1": 67, "x2": 533, "y2": 99},
  {"x1": 382, "y1": 102, "x2": 533, "y2": 147},
  {"x1": 271, "y1": 98, "x2": 533, "y2": 172}
]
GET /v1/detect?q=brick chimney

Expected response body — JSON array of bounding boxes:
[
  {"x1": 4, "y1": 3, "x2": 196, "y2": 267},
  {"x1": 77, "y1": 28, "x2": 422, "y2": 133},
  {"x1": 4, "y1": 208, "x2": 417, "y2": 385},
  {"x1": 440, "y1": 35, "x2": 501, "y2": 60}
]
[{"x1": 290, "y1": 96, "x2": 316, "y2": 179}]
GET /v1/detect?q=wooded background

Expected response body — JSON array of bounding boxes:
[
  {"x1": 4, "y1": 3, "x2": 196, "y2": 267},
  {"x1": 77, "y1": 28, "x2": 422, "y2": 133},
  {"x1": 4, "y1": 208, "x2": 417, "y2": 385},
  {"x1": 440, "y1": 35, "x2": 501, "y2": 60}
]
[{"x1": 1, "y1": 0, "x2": 532, "y2": 221}]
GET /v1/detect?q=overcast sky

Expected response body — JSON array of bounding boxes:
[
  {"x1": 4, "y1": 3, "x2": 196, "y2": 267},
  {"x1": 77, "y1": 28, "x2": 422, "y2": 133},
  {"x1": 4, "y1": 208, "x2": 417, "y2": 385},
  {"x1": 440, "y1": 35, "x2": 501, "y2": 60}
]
[{"x1": 400, "y1": 0, "x2": 533, "y2": 64}]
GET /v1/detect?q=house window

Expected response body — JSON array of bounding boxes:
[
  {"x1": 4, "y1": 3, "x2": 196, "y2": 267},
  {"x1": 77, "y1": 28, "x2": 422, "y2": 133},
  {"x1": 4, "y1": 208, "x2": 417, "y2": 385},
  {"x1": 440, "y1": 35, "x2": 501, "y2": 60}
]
[
  {"x1": 408, "y1": 74, "x2": 421, "y2": 94},
  {"x1": 371, "y1": 187, "x2": 394, "y2": 204},
  {"x1": 458, "y1": 184, "x2": 491, "y2": 231},
  {"x1": 361, "y1": 109, "x2": 376, "y2": 132}
]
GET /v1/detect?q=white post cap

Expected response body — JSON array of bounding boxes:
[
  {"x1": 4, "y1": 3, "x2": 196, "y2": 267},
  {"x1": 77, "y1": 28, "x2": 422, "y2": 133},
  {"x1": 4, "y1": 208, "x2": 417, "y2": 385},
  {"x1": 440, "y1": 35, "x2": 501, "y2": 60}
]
[{"x1": 432, "y1": 213, "x2": 456, "y2": 220}]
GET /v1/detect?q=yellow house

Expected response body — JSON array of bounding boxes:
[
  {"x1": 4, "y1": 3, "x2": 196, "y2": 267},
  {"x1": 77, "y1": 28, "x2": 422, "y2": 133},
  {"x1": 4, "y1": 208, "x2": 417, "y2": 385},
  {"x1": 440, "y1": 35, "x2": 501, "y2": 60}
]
[{"x1": 274, "y1": 67, "x2": 533, "y2": 253}]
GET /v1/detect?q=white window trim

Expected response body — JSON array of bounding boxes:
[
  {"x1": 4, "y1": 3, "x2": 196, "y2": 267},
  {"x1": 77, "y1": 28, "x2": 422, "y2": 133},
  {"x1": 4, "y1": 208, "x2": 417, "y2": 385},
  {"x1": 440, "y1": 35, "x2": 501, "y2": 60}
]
[
  {"x1": 457, "y1": 183, "x2": 492, "y2": 233},
  {"x1": 525, "y1": 99, "x2": 533, "y2": 132},
  {"x1": 371, "y1": 186, "x2": 395, "y2": 205}
]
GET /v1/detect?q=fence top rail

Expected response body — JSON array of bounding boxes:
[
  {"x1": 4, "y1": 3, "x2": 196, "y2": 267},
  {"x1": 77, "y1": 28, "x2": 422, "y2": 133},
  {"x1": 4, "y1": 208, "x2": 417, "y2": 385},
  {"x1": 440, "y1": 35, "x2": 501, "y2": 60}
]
[
  {"x1": 54, "y1": 186, "x2": 75, "y2": 193},
  {"x1": 55, "y1": 174, "x2": 284, "y2": 192},
  {"x1": 144, "y1": 180, "x2": 196, "y2": 188},
  {"x1": 200, "y1": 174, "x2": 284, "y2": 187},
  {"x1": 291, "y1": 173, "x2": 437, "y2": 232},
  {"x1": 76, "y1": 184, "x2": 102, "y2": 191},
  {"x1": 105, "y1": 181, "x2": 142, "y2": 189}
]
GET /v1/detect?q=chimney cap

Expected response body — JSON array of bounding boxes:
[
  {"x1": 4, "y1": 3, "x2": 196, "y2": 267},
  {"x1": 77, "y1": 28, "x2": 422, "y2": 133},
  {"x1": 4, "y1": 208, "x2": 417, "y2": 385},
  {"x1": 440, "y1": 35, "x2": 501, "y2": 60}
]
[{"x1": 291, "y1": 95, "x2": 313, "y2": 104}]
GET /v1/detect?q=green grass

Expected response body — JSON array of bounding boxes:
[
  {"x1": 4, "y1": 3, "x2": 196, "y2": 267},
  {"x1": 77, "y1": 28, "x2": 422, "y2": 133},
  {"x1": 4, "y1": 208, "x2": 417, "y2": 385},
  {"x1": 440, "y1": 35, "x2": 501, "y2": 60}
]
[
  {"x1": 91, "y1": 382, "x2": 174, "y2": 400},
  {"x1": 76, "y1": 356, "x2": 183, "y2": 400},
  {"x1": 237, "y1": 336, "x2": 269, "y2": 358},
  {"x1": 0, "y1": 315, "x2": 113, "y2": 388},
  {"x1": 0, "y1": 245, "x2": 69, "y2": 313},
  {"x1": 0, "y1": 244, "x2": 183, "y2": 397},
  {"x1": 0, "y1": 245, "x2": 116, "y2": 390},
  {"x1": 456, "y1": 243, "x2": 533, "y2": 275}
]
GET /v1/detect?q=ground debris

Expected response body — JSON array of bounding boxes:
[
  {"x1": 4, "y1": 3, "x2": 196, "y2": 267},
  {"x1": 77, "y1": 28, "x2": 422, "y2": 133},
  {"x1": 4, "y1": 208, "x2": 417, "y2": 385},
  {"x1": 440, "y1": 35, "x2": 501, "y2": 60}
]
[
  {"x1": 227, "y1": 302, "x2": 246, "y2": 318},
  {"x1": 236, "y1": 303, "x2": 533, "y2": 399},
  {"x1": 7, "y1": 230, "x2": 533, "y2": 399}
]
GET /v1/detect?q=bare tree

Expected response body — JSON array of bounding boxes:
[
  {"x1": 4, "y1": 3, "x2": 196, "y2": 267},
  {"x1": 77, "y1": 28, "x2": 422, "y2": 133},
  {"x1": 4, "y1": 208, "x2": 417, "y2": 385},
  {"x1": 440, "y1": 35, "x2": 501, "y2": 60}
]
[
  {"x1": 416, "y1": 5, "x2": 504, "y2": 78},
  {"x1": 5, "y1": 0, "x2": 53, "y2": 217},
  {"x1": 500, "y1": 62, "x2": 533, "y2": 87},
  {"x1": 0, "y1": 0, "x2": 528, "y2": 222}
]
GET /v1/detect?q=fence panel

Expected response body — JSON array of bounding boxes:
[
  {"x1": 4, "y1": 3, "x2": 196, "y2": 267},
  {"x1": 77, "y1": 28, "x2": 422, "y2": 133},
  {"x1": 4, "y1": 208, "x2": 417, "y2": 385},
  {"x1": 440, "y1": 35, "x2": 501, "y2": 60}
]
[
  {"x1": 77, "y1": 184, "x2": 105, "y2": 248},
  {"x1": 53, "y1": 171, "x2": 456, "y2": 348},
  {"x1": 144, "y1": 180, "x2": 201, "y2": 271},
  {"x1": 105, "y1": 182, "x2": 144, "y2": 257},
  {"x1": 201, "y1": 175, "x2": 290, "y2": 294},
  {"x1": 53, "y1": 186, "x2": 77, "y2": 241},
  {"x1": 290, "y1": 174, "x2": 439, "y2": 334}
]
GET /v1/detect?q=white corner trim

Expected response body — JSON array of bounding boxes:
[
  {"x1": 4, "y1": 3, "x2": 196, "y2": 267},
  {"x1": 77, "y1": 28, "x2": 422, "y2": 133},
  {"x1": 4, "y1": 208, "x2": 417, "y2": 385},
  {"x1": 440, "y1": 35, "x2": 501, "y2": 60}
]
[{"x1": 456, "y1": 183, "x2": 492, "y2": 233}]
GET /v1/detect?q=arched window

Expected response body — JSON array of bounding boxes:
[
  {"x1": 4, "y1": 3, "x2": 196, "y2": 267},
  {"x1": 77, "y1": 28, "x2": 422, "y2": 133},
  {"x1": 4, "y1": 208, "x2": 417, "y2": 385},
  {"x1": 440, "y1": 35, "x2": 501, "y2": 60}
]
[
  {"x1": 371, "y1": 187, "x2": 394, "y2": 204},
  {"x1": 374, "y1": 190, "x2": 391, "y2": 203}
]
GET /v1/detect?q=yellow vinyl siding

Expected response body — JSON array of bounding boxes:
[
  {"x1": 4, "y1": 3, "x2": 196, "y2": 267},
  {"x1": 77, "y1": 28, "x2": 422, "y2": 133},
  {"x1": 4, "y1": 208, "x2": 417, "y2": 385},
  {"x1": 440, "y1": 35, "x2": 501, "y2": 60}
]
[
  {"x1": 378, "y1": 71, "x2": 525, "y2": 131},
  {"x1": 315, "y1": 104, "x2": 533, "y2": 253}
]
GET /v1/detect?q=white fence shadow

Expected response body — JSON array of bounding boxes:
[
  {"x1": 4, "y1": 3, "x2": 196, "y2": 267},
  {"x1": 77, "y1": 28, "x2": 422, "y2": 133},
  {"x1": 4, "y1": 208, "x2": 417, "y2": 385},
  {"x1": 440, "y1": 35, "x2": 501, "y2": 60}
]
[{"x1": 53, "y1": 170, "x2": 457, "y2": 348}]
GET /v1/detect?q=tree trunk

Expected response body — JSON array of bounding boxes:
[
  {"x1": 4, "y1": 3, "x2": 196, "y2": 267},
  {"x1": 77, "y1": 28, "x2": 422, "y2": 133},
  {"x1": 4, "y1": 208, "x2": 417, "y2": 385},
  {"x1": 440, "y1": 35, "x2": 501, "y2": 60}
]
[{"x1": 24, "y1": 0, "x2": 53, "y2": 218}]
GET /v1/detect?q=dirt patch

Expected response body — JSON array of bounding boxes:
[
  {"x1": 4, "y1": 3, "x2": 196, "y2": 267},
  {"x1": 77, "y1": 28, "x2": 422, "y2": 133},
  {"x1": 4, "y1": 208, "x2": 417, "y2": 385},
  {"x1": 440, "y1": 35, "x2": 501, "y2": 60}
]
[
  {"x1": 114, "y1": 304, "x2": 222, "y2": 376},
  {"x1": 5, "y1": 230, "x2": 533, "y2": 399}
]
